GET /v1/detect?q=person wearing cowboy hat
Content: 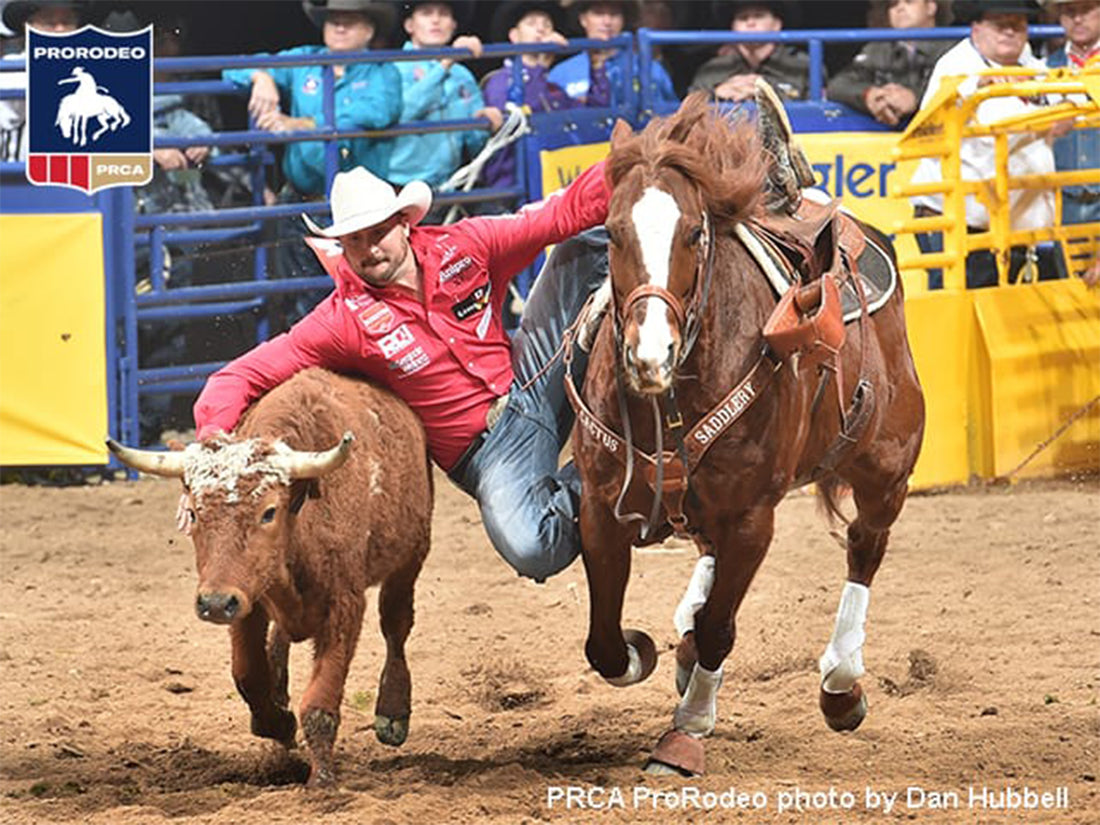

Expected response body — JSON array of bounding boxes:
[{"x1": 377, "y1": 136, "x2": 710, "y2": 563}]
[
  {"x1": 480, "y1": 1, "x2": 577, "y2": 191},
  {"x1": 0, "y1": 1, "x2": 85, "y2": 162},
  {"x1": 193, "y1": 157, "x2": 614, "y2": 583},
  {"x1": 827, "y1": 0, "x2": 951, "y2": 127},
  {"x1": 387, "y1": 1, "x2": 503, "y2": 193},
  {"x1": 689, "y1": 1, "x2": 811, "y2": 102},
  {"x1": 910, "y1": 0, "x2": 1071, "y2": 288},
  {"x1": 222, "y1": 0, "x2": 401, "y2": 325},
  {"x1": 547, "y1": 0, "x2": 678, "y2": 108},
  {"x1": 1044, "y1": 0, "x2": 1100, "y2": 232}
]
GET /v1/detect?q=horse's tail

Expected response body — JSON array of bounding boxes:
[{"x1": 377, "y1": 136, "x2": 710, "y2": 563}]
[{"x1": 815, "y1": 476, "x2": 850, "y2": 526}]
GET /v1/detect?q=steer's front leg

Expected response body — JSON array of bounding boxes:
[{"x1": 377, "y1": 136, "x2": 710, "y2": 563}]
[
  {"x1": 230, "y1": 605, "x2": 296, "y2": 747},
  {"x1": 299, "y1": 595, "x2": 366, "y2": 788}
]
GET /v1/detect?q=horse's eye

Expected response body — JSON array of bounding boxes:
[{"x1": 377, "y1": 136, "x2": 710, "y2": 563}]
[
  {"x1": 688, "y1": 226, "x2": 703, "y2": 246},
  {"x1": 260, "y1": 506, "x2": 277, "y2": 524}
]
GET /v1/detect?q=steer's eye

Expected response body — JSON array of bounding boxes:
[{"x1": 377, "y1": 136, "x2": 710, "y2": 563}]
[{"x1": 260, "y1": 506, "x2": 277, "y2": 524}]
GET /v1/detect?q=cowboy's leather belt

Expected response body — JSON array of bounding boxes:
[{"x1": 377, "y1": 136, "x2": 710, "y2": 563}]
[{"x1": 446, "y1": 393, "x2": 510, "y2": 486}]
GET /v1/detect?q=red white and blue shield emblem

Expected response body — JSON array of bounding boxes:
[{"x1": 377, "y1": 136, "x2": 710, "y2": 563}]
[{"x1": 25, "y1": 25, "x2": 153, "y2": 193}]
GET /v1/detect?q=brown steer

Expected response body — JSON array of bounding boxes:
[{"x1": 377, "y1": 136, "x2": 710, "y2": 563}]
[{"x1": 108, "y1": 368, "x2": 433, "y2": 787}]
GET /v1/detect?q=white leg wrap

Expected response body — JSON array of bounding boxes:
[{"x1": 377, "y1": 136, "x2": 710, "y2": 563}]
[
  {"x1": 819, "y1": 581, "x2": 869, "y2": 694},
  {"x1": 673, "y1": 662, "x2": 723, "y2": 737},
  {"x1": 605, "y1": 643, "x2": 642, "y2": 687},
  {"x1": 673, "y1": 555, "x2": 716, "y2": 638}
]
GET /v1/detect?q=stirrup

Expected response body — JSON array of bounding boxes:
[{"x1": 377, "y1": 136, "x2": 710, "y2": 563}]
[{"x1": 754, "y1": 78, "x2": 815, "y2": 215}]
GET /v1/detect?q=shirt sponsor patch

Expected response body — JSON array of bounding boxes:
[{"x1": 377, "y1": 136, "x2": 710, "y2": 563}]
[
  {"x1": 358, "y1": 301, "x2": 394, "y2": 335},
  {"x1": 439, "y1": 254, "x2": 472, "y2": 284},
  {"x1": 378, "y1": 323, "x2": 415, "y2": 358},
  {"x1": 451, "y1": 284, "x2": 490, "y2": 321},
  {"x1": 390, "y1": 345, "x2": 429, "y2": 376}
]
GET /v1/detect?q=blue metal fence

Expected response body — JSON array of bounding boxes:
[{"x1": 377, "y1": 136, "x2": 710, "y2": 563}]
[{"x1": 0, "y1": 23, "x2": 1063, "y2": 459}]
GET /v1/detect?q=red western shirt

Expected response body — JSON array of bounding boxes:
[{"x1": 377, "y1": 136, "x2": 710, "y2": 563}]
[{"x1": 193, "y1": 160, "x2": 611, "y2": 470}]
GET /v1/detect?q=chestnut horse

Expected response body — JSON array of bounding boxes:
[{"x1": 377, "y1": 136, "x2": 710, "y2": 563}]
[{"x1": 568, "y1": 94, "x2": 925, "y2": 774}]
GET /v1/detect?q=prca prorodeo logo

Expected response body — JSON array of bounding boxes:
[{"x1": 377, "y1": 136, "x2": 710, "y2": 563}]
[{"x1": 26, "y1": 25, "x2": 152, "y2": 193}]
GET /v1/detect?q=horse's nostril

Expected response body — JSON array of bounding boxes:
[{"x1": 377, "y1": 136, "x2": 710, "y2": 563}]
[{"x1": 224, "y1": 595, "x2": 239, "y2": 617}]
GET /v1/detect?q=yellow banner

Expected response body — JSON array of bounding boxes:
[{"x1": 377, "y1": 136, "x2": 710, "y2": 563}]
[
  {"x1": 540, "y1": 141, "x2": 610, "y2": 196},
  {"x1": 0, "y1": 213, "x2": 108, "y2": 466}
]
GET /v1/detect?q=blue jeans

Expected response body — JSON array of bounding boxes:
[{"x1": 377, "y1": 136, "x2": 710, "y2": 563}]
[{"x1": 449, "y1": 227, "x2": 609, "y2": 582}]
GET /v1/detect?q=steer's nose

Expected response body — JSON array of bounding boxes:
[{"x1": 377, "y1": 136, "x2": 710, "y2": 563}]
[{"x1": 195, "y1": 591, "x2": 241, "y2": 624}]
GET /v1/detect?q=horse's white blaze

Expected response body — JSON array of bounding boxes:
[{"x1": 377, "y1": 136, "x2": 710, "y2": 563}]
[
  {"x1": 631, "y1": 187, "x2": 680, "y2": 367},
  {"x1": 819, "y1": 581, "x2": 870, "y2": 693},
  {"x1": 673, "y1": 662, "x2": 723, "y2": 736}
]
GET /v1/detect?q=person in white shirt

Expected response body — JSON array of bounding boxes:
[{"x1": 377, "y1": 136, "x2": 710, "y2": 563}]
[{"x1": 910, "y1": 0, "x2": 1070, "y2": 287}]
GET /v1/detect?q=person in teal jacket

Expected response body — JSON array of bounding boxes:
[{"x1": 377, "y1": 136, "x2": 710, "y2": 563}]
[
  {"x1": 223, "y1": 0, "x2": 402, "y2": 327},
  {"x1": 388, "y1": 1, "x2": 503, "y2": 192},
  {"x1": 223, "y1": 0, "x2": 402, "y2": 195}
]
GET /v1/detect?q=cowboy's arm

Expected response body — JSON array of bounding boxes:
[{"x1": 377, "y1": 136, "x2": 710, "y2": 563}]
[
  {"x1": 464, "y1": 159, "x2": 611, "y2": 283},
  {"x1": 193, "y1": 308, "x2": 345, "y2": 439},
  {"x1": 826, "y1": 46, "x2": 878, "y2": 113},
  {"x1": 340, "y1": 63, "x2": 402, "y2": 129}
]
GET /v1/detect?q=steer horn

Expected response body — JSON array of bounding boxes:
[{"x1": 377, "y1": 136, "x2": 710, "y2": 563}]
[
  {"x1": 281, "y1": 431, "x2": 355, "y2": 479},
  {"x1": 106, "y1": 437, "x2": 186, "y2": 477}
]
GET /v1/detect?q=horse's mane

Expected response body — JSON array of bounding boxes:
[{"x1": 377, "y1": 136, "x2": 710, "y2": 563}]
[{"x1": 605, "y1": 92, "x2": 766, "y2": 226}]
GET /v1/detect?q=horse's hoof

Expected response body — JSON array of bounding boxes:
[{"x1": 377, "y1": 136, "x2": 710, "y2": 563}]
[
  {"x1": 252, "y1": 708, "x2": 297, "y2": 748},
  {"x1": 623, "y1": 628, "x2": 658, "y2": 684},
  {"x1": 675, "y1": 633, "x2": 698, "y2": 697},
  {"x1": 644, "y1": 729, "x2": 705, "y2": 777},
  {"x1": 820, "y1": 682, "x2": 867, "y2": 732},
  {"x1": 374, "y1": 713, "x2": 409, "y2": 746}
]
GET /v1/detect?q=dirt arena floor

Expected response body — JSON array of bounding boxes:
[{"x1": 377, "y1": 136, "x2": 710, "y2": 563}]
[{"x1": 0, "y1": 471, "x2": 1096, "y2": 825}]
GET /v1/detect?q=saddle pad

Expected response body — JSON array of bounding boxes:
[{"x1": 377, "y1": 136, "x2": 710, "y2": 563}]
[{"x1": 735, "y1": 218, "x2": 898, "y2": 323}]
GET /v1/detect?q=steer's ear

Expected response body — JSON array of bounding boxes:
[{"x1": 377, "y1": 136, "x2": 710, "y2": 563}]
[{"x1": 288, "y1": 479, "x2": 320, "y2": 515}]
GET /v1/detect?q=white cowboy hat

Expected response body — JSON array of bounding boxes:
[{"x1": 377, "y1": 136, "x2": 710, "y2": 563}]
[{"x1": 302, "y1": 166, "x2": 432, "y2": 238}]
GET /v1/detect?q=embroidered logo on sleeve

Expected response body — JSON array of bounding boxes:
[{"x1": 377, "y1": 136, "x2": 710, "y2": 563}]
[{"x1": 378, "y1": 323, "x2": 415, "y2": 358}]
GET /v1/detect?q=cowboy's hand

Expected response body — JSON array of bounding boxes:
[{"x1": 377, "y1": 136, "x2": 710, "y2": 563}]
[
  {"x1": 713, "y1": 74, "x2": 758, "y2": 102},
  {"x1": 1047, "y1": 117, "x2": 1075, "y2": 140},
  {"x1": 248, "y1": 71, "x2": 280, "y2": 119},
  {"x1": 184, "y1": 145, "x2": 210, "y2": 165},
  {"x1": 175, "y1": 491, "x2": 195, "y2": 536},
  {"x1": 442, "y1": 34, "x2": 483, "y2": 71},
  {"x1": 475, "y1": 106, "x2": 504, "y2": 133},
  {"x1": 154, "y1": 148, "x2": 188, "y2": 170}
]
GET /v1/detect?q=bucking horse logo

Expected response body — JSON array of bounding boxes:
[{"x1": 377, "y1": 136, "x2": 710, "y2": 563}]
[{"x1": 54, "y1": 66, "x2": 132, "y2": 146}]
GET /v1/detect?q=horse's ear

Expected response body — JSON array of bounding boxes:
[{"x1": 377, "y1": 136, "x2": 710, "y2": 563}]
[{"x1": 610, "y1": 118, "x2": 633, "y2": 149}]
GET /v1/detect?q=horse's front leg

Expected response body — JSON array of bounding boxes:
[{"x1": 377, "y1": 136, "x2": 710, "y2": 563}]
[
  {"x1": 580, "y1": 498, "x2": 657, "y2": 687},
  {"x1": 648, "y1": 504, "x2": 775, "y2": 775}
]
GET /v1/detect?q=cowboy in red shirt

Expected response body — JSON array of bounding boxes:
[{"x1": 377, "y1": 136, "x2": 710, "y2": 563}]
[{"x1": 193, "y1": 161, "x2": 611, "y2": 581}]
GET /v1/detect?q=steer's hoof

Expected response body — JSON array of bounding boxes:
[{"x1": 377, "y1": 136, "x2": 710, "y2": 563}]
[
  {"x1": 644, "y1": 729, "x2": 705, "y2": 777},
  {"x1": 374, "y1": 713, "x2": 410, "y2": 746},
  {"x1": 623, "y1": 629, "x2": 658, "y2": 684},
  {"x1": 820, "y1": 682, "x2": 867, "y2": 732}
]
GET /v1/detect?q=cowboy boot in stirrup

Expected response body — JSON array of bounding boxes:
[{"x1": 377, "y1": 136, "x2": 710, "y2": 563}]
[{"x1": 754, "y1": 78, "x2": 816, "y2": 215}]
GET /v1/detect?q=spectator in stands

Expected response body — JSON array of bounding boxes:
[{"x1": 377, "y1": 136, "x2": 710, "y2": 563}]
[
  {"x1": 1044, "y1": 0, "x2": 1100, "y2": 227},
  {"x1": 826, "y1": 0, "x2": 951, "y2": 127},
  {"x1": 193, "y1": 160, "x2": 612, "y2": 582},
  {"x1": 223, "y1": 0, "x2": 401, "y2": 327},
  {"x1": 480, "y1": 1, "x2": 576, "y2": 191},
  {"x1": 0, "y1": 1, "x2": 85, "y2": 162},
  {"x1": 388, "y1": 1, "x2": 503, "y2": 196},
  {"x1": 689, "y1": 1, "x2": 812, "y2": 102},
  {"x1": 548, "y1": 0, "x2": 679, "y2": 108},
  {"x1": 910, "y1": 0, "x2": 1070, "y2": 288}
]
